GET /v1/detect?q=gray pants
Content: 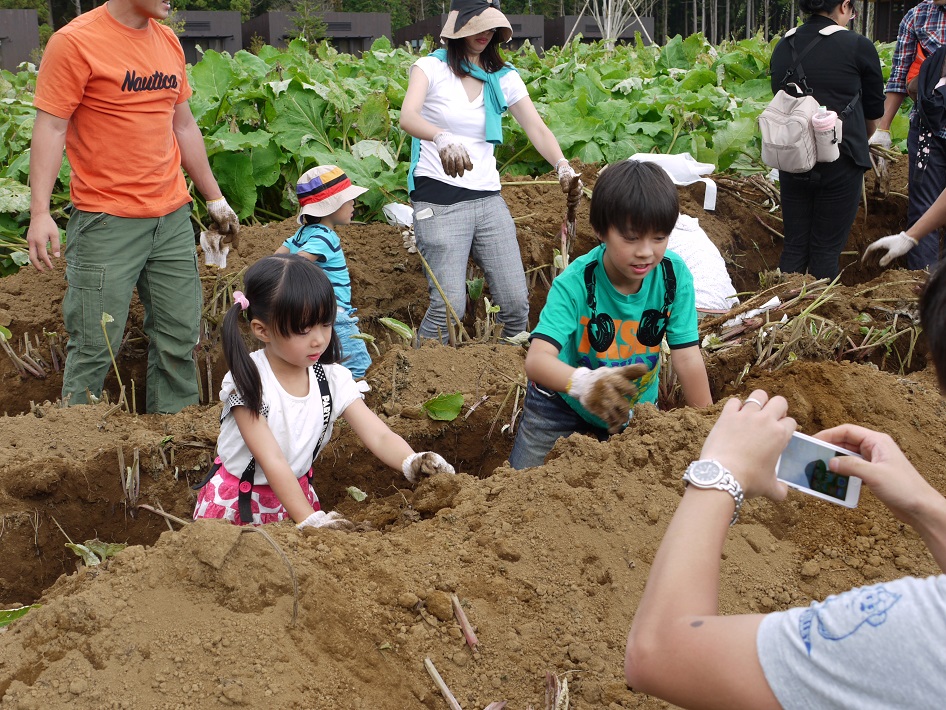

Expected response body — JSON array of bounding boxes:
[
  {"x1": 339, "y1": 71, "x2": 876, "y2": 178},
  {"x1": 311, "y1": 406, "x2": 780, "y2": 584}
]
[{"x1": 412, "y1": 194, "x2": 529, "y2": 342}]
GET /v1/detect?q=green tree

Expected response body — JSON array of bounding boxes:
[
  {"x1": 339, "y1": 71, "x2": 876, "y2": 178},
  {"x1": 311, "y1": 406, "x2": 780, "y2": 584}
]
[{"x1": 287, "y1": 0, "x2": 330, "y2": 44}]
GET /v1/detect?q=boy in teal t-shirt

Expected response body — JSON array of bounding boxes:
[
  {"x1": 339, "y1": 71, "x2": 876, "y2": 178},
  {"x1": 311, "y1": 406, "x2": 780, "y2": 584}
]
[{"x1": 509, "y1": 160, "x2": 713, "y2": 469}]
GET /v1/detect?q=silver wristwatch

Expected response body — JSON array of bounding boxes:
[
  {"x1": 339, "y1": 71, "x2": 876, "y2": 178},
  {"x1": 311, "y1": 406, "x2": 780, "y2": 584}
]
[{"x1": 682, "y1": 459, "x2": 745, "y2": 526}]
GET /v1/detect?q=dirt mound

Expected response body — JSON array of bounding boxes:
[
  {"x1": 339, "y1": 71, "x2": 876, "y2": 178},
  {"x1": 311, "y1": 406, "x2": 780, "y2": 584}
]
[{"x1": 2, "y1": 158, "x2": 943, "y2": 709}]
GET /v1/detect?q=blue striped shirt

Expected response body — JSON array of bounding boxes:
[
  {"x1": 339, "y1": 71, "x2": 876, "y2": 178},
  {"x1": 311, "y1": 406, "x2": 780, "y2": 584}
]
[{"x1": 281, "y1": 224, "x2": 353, "y2": 311}]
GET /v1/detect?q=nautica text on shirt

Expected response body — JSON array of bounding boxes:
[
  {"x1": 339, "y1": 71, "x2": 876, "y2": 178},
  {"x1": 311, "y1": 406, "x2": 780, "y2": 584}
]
[{"x1": 121, "y1": 70, "x2": 179, "y2": 92}]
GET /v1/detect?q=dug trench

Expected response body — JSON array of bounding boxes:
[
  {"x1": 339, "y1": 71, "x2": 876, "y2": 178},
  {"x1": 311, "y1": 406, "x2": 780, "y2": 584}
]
[{"x1": 1, "y1": 160, "x2": 944, "y2": 709}]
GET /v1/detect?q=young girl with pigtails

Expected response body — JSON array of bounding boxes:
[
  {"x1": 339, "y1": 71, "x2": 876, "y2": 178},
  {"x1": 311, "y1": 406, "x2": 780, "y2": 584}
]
[{"x1": 193, "y1": 254, "x2": 455, "y2": 529}]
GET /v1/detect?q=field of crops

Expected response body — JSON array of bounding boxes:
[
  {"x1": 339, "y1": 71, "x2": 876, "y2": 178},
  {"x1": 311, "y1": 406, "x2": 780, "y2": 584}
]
[{"x1": 0, "y1": 33, "x2": 907, "y2": 276}]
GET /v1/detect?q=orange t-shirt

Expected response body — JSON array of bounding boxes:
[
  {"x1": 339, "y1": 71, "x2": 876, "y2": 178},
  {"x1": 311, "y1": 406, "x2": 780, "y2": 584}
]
[{"x1": 33, "y1": 5, "x2": 192, "y2": 217}]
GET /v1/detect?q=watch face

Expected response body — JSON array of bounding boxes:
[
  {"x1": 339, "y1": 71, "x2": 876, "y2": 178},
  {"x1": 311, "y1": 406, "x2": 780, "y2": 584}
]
[{"x1": 688, "y1": 460, "x2": 725, "y2": 486}]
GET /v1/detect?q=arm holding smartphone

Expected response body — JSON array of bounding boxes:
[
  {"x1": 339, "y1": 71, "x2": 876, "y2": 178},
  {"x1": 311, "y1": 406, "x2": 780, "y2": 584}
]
[
  {"x1": 626, "y1": 390, "x2": 946, "y2": 709},
  {"x1": 816, "y1": 424, "x2": 946, "y2": 573},
  {"x1": 625, "y1": 390, "x2": 794, "y2": 710}
]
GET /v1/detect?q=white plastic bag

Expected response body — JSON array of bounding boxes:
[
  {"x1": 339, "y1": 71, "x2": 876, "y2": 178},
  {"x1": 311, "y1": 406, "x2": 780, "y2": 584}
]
[
  {"x1": 382, "y1": 203, "x2": 414, "y2": 228},
  {"x1": 629, "y1": 153, "x2": 718, "y2": 211},
  {"x1": 668, "y1": 214, "x2": 738, "y2": 313}
]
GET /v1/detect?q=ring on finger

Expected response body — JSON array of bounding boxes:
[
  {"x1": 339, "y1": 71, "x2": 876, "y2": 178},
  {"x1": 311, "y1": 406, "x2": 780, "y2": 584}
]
[{"x1": 743, "y1": 397, "x2": 765, "y2": 409}]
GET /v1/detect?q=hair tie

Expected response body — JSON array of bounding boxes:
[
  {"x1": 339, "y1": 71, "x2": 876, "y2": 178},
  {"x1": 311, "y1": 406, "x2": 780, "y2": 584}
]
[{"x1": 233, "y1": 291, "x2": 249, "y2": 311}]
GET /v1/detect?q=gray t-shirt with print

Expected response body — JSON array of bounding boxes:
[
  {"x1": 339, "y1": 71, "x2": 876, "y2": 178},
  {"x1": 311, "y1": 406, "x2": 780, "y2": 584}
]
[{"x1": 757, "y1": 574, "x2": 946, "y2": 709}]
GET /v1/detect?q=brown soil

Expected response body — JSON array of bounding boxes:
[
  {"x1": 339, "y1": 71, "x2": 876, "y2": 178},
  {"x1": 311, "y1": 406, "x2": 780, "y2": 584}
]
[{"x1": 1, "y1": 159, "x2": 943, "y2": 709}]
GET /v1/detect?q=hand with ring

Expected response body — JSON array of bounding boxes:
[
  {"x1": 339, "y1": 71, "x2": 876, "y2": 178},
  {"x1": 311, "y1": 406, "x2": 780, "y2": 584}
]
[{"x1": 697, "y1": 389, "x2": 796, "y2": 500}]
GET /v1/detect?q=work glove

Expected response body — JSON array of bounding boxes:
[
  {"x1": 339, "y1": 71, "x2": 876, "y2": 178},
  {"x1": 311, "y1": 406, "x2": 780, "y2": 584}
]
[
  {"x1": 433, "y1": 132, "x2": 473, "y2": 178},
  {"x1": 206, "y1": 197, "x2": 240, "y2": 236},
  {"x1": 401, "y1": 226, "x2": 417, "y2": 254},
  {"x1": 296, "y1": 510, "x2": 354, "y2": 530},
  {"x1": 862, "y1": 231, "x2": 918, "y2": 267},
  {"x1": 402, "y1": 452, "x2": 456, "y2": 484},
  {"x1": 557, "y1": 161, "x2": 584, "y2": 212},
  {"x1": 199, "y1": 227, "x2": 239, "y2": 268},
  {"x1": 868, "y1": 129, "x2": 892, "y2": 150},
  {"x1": 567, "y1": 364, "x2": 650, "y2": 434}
]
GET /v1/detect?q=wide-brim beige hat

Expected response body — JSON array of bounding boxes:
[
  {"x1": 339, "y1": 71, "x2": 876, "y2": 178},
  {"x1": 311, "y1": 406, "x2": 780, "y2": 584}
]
[
  {"x1": 441, "y1": 6, "x2": 513, "y2": 44},
  {"x1": 296, "y1": 165, "x2": 368, "y2": 223}
]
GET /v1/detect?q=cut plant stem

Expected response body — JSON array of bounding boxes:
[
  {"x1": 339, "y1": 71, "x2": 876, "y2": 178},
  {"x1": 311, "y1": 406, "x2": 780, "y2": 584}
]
[
  {"x1": 138, "y1": 504, "x2": 191, "y2": 527},
  {"x1": 424, "y1": 658, "x2": 463, "y2": 710},
  {"x1": 451, "y1": 594, "x2": 479, "y2": 650},
  {"x1": 415, "y1": 250, "x2": 470, "y2": 344}
]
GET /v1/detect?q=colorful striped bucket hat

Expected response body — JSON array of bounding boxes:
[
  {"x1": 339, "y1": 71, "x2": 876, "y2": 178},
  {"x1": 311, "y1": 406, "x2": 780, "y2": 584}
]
[{"x1": 296, "y1": 165, "x2": 368, "y2": 224}]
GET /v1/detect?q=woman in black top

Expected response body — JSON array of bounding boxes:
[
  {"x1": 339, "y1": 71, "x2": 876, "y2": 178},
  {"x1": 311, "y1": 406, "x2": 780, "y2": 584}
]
[{"x1": 768, "y1": 0, "x2": 885, "y2": 279}]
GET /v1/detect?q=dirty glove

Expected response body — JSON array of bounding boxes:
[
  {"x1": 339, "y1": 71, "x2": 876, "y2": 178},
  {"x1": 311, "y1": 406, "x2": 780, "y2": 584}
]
[
  {"x1": 402, "y1": 451, "x2": 456, "y2": 484},
  {"x1": 567, "y1": 364, "x2": 650, "y2": 434},
  {"x1": 868, "y1": 129, "x2": 892, "y2": 150},
  {"x1": 557, "y1": 160, "x2": 583, "y2": 212},
  {"x1": 433, "y1": 132, "x2": 473, "y2": 178},
  {"x1": 297, "y1": 510, "x2": 354, "y2": 530},
  {"x1": 401, "y1": 226, "x2": 417, "y2": 254},
  {"x1": 862, "y1": 231, "x2": 918, "y2": 267},
  {"x1": 200, "y1": 227, "x2": 239, "y2": 269},
  {"x1": 206, "y1": 197, "x2": 240, "y2": 236}
]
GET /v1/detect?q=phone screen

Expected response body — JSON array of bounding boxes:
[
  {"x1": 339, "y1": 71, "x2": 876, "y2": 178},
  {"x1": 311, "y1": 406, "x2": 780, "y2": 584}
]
[{"x1": 776, "y1": 432, "x2": 861, "y2": 506}]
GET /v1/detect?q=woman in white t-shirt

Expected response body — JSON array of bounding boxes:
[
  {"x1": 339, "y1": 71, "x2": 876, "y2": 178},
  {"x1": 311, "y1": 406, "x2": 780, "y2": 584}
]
[{"x1": 399, "y1": 0, "x2": 579, "y2": 343}]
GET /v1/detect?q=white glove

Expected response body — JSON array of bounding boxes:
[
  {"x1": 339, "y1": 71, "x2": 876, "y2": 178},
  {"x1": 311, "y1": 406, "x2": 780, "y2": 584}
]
[
  {"x1": 862, "y1": 231, "x2": 918, "y2": 267},
  {"x1": 401, "y1": 227, "x2": 417, "y2": 254},
  {"x1": 567, "y1": 364, "x2": 650, "y2": 433},
  {"x1": 868, "y1": 129, "x2": 892, "y2": 150},
  {"x1": 296, "y1": 510, "x2": 352, "y2": 530},
  {"x1": 556, "y1": 160, "x2": 583, "y2": 211},
  {"x1": 206, "y1": 197, "x2": 240, "y2": 236},
  {"x1": 199, "y1": 228, "x2": 237, "y2": 268},
  {"x1": 433, "y1": 132, "x2": 473, "y2": 178},
  {"x1": 402, "y1": 451, "x2": 456, "y2": 483}
]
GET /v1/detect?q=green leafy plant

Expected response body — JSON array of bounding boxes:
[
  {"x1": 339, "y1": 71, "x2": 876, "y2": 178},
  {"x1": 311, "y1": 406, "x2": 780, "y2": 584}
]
[
  {"x1": 346, "y1": 486, "x2": 368, "y2": 502},
  {"x1": 0, "y1": 604, "x2": 41, "y2": 628},
  {"x1": 0, "y1": 34, "x2": 904, "y2": 276},
  {"x1": 66, "y1": 539, "x2": 127, "y2": 567},
  {"x1": 421, "y1": 392, "x2": 464, "y2": 421},
  {"x1": 466, "y1": 276, "x2": 484, "y2": 302},
  {"x1": 380, "y1": 317, "x2": 415, "y2": 345}
]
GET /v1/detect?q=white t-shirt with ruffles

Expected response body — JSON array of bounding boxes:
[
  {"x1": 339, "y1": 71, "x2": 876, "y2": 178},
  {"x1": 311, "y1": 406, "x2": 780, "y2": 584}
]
[{"x1": 216, "y1": 349, "x2": 362, "y2": 485}]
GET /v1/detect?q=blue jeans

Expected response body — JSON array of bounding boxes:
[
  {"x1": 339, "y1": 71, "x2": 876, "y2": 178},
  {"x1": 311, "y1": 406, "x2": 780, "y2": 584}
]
[
  {"x1": 508, "y1": 381, "x2": 608, "y2": 469},
  {"x1": 335, "y1": 307, "x2": 371, "y2": 379},
  {"x1": 907, "y1": 117, "x2": 946, "y2": 270},
  {"x1": 412, "y1": 194, "x2": 529, "y2": 342}
]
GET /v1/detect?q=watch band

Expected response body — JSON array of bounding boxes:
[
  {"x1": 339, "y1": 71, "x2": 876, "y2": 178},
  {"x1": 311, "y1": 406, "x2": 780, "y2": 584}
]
[{"x1": 683, "y1": 462, "x2": 745, "y2": 526}]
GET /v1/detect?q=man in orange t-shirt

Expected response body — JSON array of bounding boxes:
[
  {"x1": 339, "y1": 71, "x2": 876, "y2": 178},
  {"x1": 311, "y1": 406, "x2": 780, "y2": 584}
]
[{"x1": 27, "y1": 0, "x2": 239, "y2": 413}]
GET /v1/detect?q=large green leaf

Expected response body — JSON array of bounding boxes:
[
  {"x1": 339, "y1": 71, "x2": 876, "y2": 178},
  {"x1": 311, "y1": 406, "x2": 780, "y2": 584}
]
[
  {"x1": 189, "y1": 51, "x2": 234, "y2": 101},
  {"x1": 0, "y1": 178, "x2": 30, "y2": 214},
  {"x1": 210, "y1": 152, "x2": 258, "y2": 219},
  {"x1": 421, "y1": 393, "x2": 464, "y2": 421},
  {"x1": 269, "y1": 81, "x2": 332, "y2": 153}
]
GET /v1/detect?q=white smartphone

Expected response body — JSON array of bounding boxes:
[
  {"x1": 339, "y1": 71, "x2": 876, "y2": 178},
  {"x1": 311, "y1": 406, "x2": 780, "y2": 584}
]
[{"x1": 775, "y1": 431, "x2": 863, "y2": 508}]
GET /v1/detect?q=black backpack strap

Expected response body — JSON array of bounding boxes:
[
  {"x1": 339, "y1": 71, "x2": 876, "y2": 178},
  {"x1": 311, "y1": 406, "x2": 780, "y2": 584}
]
[
  {"x1": 191, "y1": 458, "x2": 222, "y2": 490},
  {"x1": 236, "y1": 458, "x2": 258, "y2": 525},
  {"x1": 310, "y1": 362, "x2": 333, "y2": 461},
  {"x1": 661, "y1": 257, "x2": 676, "y2": 313},
  {"x1": 839, "y1": 92, "x2": 861, "y2": 121},
  {"x1": 232, "y1": 365, "x2": 333, "y2": 525},
  {"x1": 779, "y1": 34, "x2": 824, "y2": 94}
]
